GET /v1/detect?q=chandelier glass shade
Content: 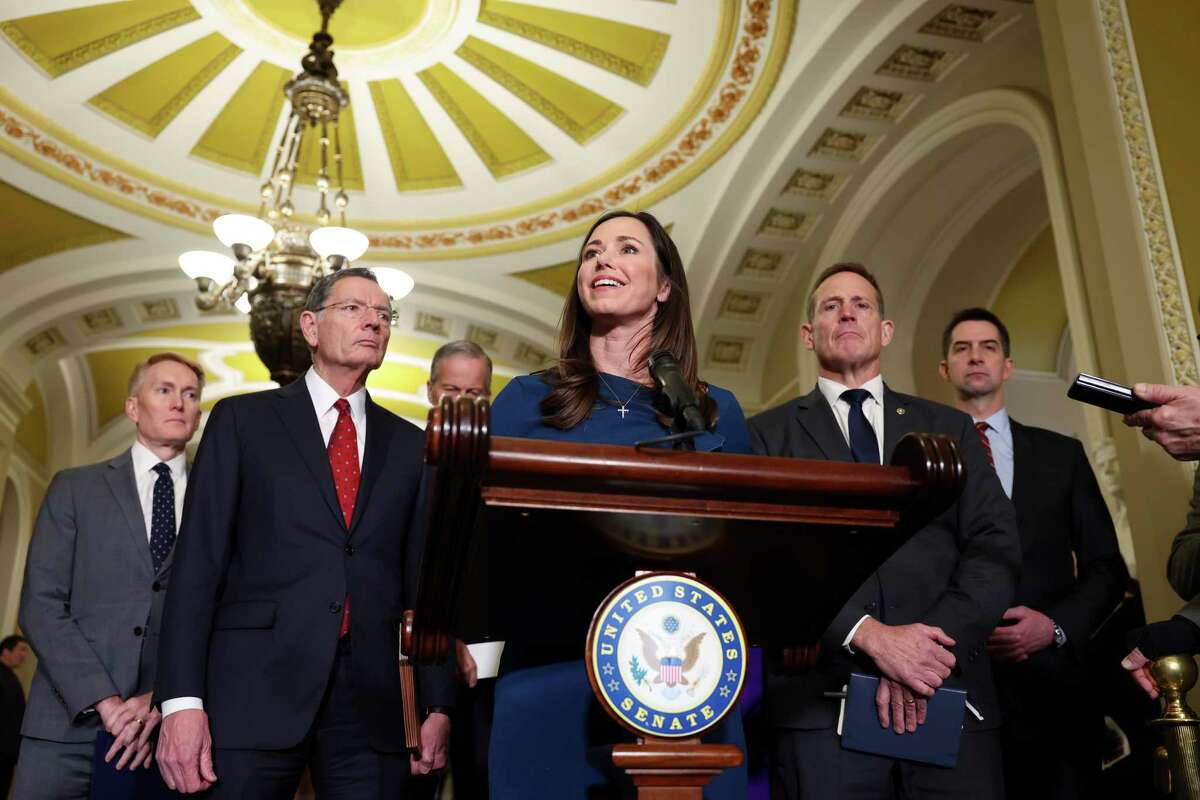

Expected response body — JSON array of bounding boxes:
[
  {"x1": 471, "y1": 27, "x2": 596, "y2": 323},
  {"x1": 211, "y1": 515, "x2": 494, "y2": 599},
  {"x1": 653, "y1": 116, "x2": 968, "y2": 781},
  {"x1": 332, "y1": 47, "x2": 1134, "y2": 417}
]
[{"x1": 176, "y1": 0, "x2": 412, "y2": 385}]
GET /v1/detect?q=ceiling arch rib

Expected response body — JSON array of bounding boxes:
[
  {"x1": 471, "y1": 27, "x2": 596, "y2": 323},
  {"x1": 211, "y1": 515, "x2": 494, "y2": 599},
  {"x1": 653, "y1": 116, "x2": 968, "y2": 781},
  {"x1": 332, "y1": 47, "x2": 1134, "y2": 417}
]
[
  {"x1": 418, "y1": 62, "x2": 550, "y2": 180},
  {"x1": 190, "y1": 61, "x2": 288, "y2": 175},
  {"x1": 0, "y1": 0, "x2": 198, "y2": 78},
  {"x1": 368, "y1": 79, "x2": 462, "y2": 192},
  {"x1": 88, "y1": 31, "x2": 241, "y2": 139},
  {"x1": 477, "y1": 0, "x2": 670, "y2": 87}
]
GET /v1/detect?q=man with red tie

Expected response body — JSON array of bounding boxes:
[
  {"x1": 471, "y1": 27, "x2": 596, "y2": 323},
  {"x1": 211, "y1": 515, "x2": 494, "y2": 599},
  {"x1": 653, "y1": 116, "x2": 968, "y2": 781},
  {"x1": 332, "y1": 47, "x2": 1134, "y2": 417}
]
[
  {"x1": 155, "y1": 268, "x2": 453, "y2": 797},
  {"x1": 939, "y1": 307, "x2": 1127, "y2": 799}
]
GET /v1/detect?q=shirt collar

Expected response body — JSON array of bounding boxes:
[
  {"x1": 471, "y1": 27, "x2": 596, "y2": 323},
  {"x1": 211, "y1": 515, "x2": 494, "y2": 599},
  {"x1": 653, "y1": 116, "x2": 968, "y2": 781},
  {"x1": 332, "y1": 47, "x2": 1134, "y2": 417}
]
[
  {"x1": 305, "y1": 366, "x2": 367, "y2": 419},
  {"x1": 817, "y1": 374, "x2": 885, "y2": 409},
  {"x1": 130, "y1": 440, "x2": 187, "y2": 480},
  {"x1": 977, "y1": 407, "x2": 1012, "y2": 441}
]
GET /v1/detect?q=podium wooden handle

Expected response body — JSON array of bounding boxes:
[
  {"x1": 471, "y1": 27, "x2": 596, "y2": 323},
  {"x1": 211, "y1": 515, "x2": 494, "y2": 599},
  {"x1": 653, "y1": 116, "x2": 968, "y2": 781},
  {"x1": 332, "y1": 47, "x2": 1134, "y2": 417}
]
[{"x1": 399, "y1": 660, "x2": 420, "y2": 752}]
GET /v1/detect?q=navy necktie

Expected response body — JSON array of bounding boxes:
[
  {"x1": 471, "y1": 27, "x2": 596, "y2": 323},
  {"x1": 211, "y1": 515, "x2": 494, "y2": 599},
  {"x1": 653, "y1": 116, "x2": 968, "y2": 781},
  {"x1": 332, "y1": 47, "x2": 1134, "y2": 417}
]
[
  {"x1": 841, "y1": 388, "x2": 880, "y2": 464},
  {"x1": 149, "y1": 462, "x2": 176, "y2": 572}
]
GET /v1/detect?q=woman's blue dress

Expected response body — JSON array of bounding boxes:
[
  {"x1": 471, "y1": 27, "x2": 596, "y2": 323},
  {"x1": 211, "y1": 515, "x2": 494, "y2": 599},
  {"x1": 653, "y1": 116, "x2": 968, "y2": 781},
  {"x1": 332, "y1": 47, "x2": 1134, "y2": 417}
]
[{"x1": 487, "y1": 372, "x2": 751, "y2": 799}]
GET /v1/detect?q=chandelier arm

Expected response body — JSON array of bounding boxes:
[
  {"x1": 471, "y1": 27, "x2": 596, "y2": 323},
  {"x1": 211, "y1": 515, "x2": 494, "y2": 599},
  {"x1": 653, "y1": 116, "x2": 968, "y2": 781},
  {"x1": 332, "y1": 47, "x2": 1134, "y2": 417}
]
[{"x1": 333, "y1": 121, "x2": 346, "y2": 225}]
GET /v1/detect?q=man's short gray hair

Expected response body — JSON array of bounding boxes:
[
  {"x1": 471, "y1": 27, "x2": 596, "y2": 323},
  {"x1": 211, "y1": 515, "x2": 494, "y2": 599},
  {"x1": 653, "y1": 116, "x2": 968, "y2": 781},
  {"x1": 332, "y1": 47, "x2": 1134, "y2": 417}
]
[
  {"x1": 304, "y1": 266, "x2": 380, "y2": 313},
  {"x1": 128, "y1": 352, "x2": 205, "y2": 397},
  {"x1": 430, "y1": 340, "x2": 493, "y2": 385}
]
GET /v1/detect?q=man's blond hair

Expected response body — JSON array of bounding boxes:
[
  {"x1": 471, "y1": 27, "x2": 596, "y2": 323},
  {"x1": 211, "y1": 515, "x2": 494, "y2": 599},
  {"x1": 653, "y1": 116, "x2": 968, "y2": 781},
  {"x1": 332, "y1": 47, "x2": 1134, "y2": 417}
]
[{"x1": 127, "y1": 352, "x2": 206, "y2": 397}]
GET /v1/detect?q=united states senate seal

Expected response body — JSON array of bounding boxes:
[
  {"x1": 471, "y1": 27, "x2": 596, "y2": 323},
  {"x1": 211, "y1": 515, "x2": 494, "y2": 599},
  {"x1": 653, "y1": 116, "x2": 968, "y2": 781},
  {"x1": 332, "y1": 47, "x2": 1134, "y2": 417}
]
[{"x1": 586, "y1": 572, "x2": 747, "y2": 738}]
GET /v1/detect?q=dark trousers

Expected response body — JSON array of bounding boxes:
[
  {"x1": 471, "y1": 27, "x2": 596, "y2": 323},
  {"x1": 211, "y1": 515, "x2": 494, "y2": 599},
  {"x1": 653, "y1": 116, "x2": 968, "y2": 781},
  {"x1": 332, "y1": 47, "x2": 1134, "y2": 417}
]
[
  {"x1": 449, "y1": 678, "x2": 493, "y2": 799},
  {"x1": 206, "y1": 637, "x2": 410, "y2": 799},
  {"x1": 1, "y1": 758, "x2": 13, "y2": 800},
  {"x1": 770, "y1": 727, "x2": 1005, "y2": 800},
  {"x1": 999, "y1": 720, "x2": 1099, "y2": 800}
]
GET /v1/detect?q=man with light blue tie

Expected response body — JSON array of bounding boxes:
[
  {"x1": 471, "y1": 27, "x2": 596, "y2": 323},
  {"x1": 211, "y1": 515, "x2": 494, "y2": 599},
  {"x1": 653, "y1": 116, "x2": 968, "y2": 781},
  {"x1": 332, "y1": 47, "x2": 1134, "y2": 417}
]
[{"x1": 940, "y1": 307, "x2": 1127, "y2": 800}]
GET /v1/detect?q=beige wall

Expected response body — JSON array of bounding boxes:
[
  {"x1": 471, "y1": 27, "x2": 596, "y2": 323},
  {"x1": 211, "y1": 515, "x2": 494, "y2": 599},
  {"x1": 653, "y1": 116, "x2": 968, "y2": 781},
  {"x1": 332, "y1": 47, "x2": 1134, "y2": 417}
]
[
  {"x1": 1126, "y1": 0, "x2": 1200, "y2": 318},
  {"x1": 1037, "y1": 0, "x2": 1197, "y2": 625}
]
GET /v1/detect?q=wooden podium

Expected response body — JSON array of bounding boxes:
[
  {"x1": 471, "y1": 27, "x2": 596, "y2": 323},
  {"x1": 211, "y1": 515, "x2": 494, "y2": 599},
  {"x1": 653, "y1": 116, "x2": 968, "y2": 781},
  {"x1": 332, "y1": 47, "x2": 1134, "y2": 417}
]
[{"x1": 402, "y1": 397, "x2": 965, "y2": 796}]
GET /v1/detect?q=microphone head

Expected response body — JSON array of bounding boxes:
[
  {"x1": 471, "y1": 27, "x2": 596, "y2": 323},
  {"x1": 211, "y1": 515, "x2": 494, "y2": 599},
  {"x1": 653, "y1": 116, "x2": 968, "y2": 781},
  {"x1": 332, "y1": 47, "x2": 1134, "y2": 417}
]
[{"x1": 647, "y1": 350, "x2": 678, "y2": 388}]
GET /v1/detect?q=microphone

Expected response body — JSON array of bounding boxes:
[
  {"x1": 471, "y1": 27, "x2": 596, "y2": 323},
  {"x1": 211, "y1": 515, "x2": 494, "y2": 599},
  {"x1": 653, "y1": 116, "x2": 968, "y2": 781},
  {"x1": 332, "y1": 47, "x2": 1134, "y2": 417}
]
[{"x1": 648, "y1": 350, "x2": 706, "y2": 434}]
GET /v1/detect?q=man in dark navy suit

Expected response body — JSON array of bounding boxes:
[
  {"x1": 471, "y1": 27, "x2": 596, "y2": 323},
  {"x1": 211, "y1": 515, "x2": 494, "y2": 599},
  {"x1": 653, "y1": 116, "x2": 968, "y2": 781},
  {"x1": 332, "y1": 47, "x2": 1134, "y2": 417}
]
[
  {"x1": 940, "y1": 307, "x2": 1127, "y2": 799},
  {"x1": 155, "y1": 268, "x2": 453, "y2": 798},
  {"x1": 749, "y1": 264, "x2": 1020, "y2": 799}
]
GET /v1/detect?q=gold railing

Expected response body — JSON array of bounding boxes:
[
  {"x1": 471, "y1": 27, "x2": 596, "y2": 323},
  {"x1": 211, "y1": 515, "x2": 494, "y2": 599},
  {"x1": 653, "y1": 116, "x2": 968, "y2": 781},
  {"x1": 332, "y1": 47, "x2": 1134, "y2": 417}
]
[{"x1": 1152, "y1": 655, "x2": 1200, "y2": 798}]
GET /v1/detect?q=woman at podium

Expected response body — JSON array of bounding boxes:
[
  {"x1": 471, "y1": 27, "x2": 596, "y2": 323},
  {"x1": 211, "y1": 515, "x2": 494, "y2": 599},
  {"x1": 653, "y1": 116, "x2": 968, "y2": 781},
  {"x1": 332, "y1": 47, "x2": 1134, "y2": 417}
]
[{"x1": 488, "y1": 210, "x2": 751, "y2": 798}]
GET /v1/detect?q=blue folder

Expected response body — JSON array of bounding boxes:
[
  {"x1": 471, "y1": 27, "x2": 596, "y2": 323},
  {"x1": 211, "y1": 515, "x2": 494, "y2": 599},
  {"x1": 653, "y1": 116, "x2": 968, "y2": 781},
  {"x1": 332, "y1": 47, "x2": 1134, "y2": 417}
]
[
  {"x1": 90, "y1": 730, "x2": 177, "y2": 799},
  {"x1": 839, "y1": 672, "x2": 967, "y2": 768}
]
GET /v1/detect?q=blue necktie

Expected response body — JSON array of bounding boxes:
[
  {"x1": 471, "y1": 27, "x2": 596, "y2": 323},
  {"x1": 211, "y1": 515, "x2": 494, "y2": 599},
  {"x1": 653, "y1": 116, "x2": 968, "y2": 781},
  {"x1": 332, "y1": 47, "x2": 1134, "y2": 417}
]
[
  {"x1": 149, "y1": 462, "x2": 176, "y2": 572},
  {"x1": 841, "y1": 388, "x2": 880, "y2": 464}
]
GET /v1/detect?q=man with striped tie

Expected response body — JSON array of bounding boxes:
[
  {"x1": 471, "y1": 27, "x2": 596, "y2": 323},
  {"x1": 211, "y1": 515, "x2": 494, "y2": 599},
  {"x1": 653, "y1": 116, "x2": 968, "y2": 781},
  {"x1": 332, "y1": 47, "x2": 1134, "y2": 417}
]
[
  {"x1": 939, "y1": 307, "x2": 1127, "y2": 799},
  {"x1": 13, "y1": 352, "x2": 204, "y2": 799}
]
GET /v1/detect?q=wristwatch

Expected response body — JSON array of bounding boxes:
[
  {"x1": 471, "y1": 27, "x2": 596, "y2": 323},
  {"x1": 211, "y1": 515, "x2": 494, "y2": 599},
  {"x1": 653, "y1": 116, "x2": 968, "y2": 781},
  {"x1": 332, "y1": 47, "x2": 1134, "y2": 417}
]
[{"x1": 1052, "y1": 622, "x2": 1068, "y2": 648}]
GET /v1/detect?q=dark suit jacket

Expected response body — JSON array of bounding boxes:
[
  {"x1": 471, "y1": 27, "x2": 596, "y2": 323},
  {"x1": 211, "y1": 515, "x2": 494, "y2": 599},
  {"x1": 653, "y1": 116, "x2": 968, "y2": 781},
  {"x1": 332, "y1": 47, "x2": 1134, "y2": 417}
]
[
  {"x1": 18, "y1": 449, "x2": 176, "y2": 743},
  {"x1": 0, "y1": 665, "x2": 22, "y2": 761},
  {"x1": 997, "y1": 420, "x2": 1127, "y2": 733},
  {"x1": 748, "y1": 384, "x2": 1020, "y2": 731},
  {"x1": 156, "y1": 377, "x2": 453, "y2": 752},
  {"x1": 1168, "y1": 469, "x2": 1200, "y2": 611}
]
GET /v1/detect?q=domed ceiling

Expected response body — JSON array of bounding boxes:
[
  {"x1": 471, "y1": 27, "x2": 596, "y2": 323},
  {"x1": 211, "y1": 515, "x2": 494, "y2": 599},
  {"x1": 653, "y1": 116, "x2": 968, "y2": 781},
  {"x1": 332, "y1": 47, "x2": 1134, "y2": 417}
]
[
  {"x1": 0, "y1": 0, "x2": 784, "y2": 256},
  {"x1": 0, "y1": 0, "x2": 1066, "y2": 475}
]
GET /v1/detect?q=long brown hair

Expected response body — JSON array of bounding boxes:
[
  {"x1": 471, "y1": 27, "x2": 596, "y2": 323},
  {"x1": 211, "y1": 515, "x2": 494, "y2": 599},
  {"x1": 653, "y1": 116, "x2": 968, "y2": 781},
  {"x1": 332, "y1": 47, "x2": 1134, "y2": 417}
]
[{"x1": 539, "y1": 210, "x2": 718, "y2": 430}]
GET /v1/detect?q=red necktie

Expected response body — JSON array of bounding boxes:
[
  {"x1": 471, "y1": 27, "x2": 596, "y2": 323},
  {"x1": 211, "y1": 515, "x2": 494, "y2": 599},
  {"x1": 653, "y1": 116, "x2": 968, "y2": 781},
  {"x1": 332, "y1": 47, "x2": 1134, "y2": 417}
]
[
  {"x1": 975, "y1": 421, "x2": 996, "y2": 471},
  {"x1": 328, "y1": 398, "x2": 360, "y2": 637}
]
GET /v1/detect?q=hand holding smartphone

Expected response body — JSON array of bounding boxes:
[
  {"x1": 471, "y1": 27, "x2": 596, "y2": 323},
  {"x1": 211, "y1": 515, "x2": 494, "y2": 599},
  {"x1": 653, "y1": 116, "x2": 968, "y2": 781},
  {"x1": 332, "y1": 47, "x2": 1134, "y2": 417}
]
[{"x1": 1067, "y1": 373, "x2": 1157, "y2": 415}]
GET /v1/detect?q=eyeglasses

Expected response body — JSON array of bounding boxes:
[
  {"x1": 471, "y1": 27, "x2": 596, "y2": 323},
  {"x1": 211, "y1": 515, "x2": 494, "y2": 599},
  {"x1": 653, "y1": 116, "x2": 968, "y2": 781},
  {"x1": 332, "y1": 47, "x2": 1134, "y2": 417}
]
[{"x1": 314, "y1": 300, "x2": 397, "y2": 325}]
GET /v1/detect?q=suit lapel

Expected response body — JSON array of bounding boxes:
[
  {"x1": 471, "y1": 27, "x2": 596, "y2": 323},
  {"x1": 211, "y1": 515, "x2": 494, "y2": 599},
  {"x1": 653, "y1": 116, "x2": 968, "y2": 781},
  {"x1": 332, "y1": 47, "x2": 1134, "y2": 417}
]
[
  {"x1": 104, "y1": 449, "x2": 154, "y2": 573},
  {"x1": 273, "y1": 378, "x2": 346, "y2": 531},
  {"x1": 793, "y1": 387, "x2": 853, "y2": 462},
  {"x1": 1009, "y1": 419, "x2": 1034, "y2": 531},
  {"x1": 349, "y1": 395, "x2": 392, "y2": 536},
  {"x1": 882, "y1": 386, "x2": 916, "y2": 463}
]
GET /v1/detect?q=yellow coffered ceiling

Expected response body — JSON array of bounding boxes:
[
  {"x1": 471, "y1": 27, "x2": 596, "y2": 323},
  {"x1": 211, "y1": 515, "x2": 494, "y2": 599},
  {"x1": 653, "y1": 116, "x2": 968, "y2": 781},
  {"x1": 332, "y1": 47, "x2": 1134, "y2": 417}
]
[
  {"x1": 0, "y1": 0, "x2": 780, "y2": 257},
  {"x1": 0, "y1": 0, "x2": 1074, "y2": 472}
]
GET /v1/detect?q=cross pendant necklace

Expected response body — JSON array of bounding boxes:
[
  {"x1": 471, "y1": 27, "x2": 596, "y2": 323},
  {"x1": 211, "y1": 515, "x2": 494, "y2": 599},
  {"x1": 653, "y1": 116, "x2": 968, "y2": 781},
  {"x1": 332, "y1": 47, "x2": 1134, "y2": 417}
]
[{"x1": 598, "y1": 374, "x2": 641, "y2": 420}]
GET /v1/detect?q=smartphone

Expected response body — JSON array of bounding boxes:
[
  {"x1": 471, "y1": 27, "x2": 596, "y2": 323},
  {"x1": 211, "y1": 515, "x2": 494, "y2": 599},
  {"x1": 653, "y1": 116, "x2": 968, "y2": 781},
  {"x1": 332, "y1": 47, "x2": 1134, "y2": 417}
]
[{"x1": 1067, "y1": 373, "x2": 1157, "y2": 414}]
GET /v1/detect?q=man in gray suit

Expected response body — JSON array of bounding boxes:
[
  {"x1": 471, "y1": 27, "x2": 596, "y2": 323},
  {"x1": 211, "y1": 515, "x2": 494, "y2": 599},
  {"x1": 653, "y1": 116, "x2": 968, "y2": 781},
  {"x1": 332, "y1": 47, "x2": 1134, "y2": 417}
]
[{"x1": 12, "y1": 352, "x2": 203, "y2": 798}]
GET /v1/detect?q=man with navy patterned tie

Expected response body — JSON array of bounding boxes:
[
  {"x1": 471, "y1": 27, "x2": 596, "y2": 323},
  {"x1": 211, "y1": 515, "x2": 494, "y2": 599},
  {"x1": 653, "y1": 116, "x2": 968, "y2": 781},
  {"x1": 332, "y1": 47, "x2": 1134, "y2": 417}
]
[
  {"x1": 749, "y1": 264, "x2": 1020, "y2": 799},
  {"x1": 13, "y1": 353, "x2": 203, "y2": 799}
]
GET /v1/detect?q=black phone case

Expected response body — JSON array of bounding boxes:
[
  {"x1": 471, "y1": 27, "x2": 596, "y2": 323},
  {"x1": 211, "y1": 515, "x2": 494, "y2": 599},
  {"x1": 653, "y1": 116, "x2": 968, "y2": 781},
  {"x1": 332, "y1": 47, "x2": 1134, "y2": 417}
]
[{"x1": 1067, "y1": 373, "x2": 1156, "y2": 414}]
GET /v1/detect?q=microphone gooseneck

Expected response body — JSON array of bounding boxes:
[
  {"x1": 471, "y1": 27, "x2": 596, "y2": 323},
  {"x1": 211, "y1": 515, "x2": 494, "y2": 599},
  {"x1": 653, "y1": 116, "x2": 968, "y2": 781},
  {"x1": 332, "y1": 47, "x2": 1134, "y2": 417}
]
[{"x1": 647, "y1": 350, "x2": 706, "y2": 434}]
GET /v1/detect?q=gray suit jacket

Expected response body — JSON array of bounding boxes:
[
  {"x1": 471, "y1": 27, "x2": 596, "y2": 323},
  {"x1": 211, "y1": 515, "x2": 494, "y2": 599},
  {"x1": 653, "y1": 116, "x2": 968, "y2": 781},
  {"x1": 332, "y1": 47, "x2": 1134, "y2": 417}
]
[{"x1": 19, "y1": 448, "x2": 175, "y2": 743}]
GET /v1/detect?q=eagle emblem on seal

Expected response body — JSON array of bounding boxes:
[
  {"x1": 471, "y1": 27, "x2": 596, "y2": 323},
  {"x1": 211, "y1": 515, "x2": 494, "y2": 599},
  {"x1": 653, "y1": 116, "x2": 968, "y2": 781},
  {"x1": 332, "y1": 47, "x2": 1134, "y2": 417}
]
[{"x1": 633, "y1": 614, "x2": 706, "y2": 700}]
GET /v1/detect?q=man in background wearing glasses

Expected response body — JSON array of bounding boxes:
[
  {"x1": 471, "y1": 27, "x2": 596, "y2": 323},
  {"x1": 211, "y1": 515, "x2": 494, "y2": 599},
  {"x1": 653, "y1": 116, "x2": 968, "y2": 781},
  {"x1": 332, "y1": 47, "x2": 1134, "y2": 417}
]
[{"x1": 155, "y1": 267, "x2": 454, "y2": 798}]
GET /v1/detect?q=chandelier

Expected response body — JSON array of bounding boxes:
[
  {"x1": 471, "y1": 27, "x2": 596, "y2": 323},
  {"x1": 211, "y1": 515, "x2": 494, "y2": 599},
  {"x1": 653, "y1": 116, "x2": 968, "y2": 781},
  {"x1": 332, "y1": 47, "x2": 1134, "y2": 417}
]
[{"x1": 177, "y1": 0, "x2": 413, "y2": 385}]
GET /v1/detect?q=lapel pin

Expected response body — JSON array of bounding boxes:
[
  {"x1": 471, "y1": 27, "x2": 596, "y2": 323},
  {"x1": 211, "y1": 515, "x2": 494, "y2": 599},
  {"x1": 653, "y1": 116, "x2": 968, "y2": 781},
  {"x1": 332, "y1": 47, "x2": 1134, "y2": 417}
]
[{"x1": 896, "y1": 407, "x2": 906, "y2": 415}]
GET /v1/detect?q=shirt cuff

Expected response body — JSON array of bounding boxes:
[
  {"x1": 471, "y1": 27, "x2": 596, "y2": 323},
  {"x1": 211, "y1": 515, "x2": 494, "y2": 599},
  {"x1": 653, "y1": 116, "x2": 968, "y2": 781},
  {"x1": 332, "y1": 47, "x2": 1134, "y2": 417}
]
[
  {"x1": 161, "y1": 697, "x2": 204, "y2": 717},
  {"x1": 843, "y1": 614, "x2": 871, "y2": 654}
]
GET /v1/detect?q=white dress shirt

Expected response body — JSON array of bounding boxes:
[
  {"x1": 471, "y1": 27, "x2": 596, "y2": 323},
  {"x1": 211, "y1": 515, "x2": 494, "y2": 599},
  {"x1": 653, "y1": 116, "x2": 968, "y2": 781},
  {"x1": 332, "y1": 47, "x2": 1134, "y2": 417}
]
[
  {"x1": 130, "y1": 441, "x2": 187, "y2": 542},
  {"x1": 816, "y1": 374, "x2": 885, "y2": 464},
  {"x1": 816, "y1": 374, "x2": 886, "y2": 653},
  {"x1": 162, "y1": 367, "x2": 368, "y2": 718},
  {"x1": 305, "y1": 367, "x2": 368, "y2": 466}
]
